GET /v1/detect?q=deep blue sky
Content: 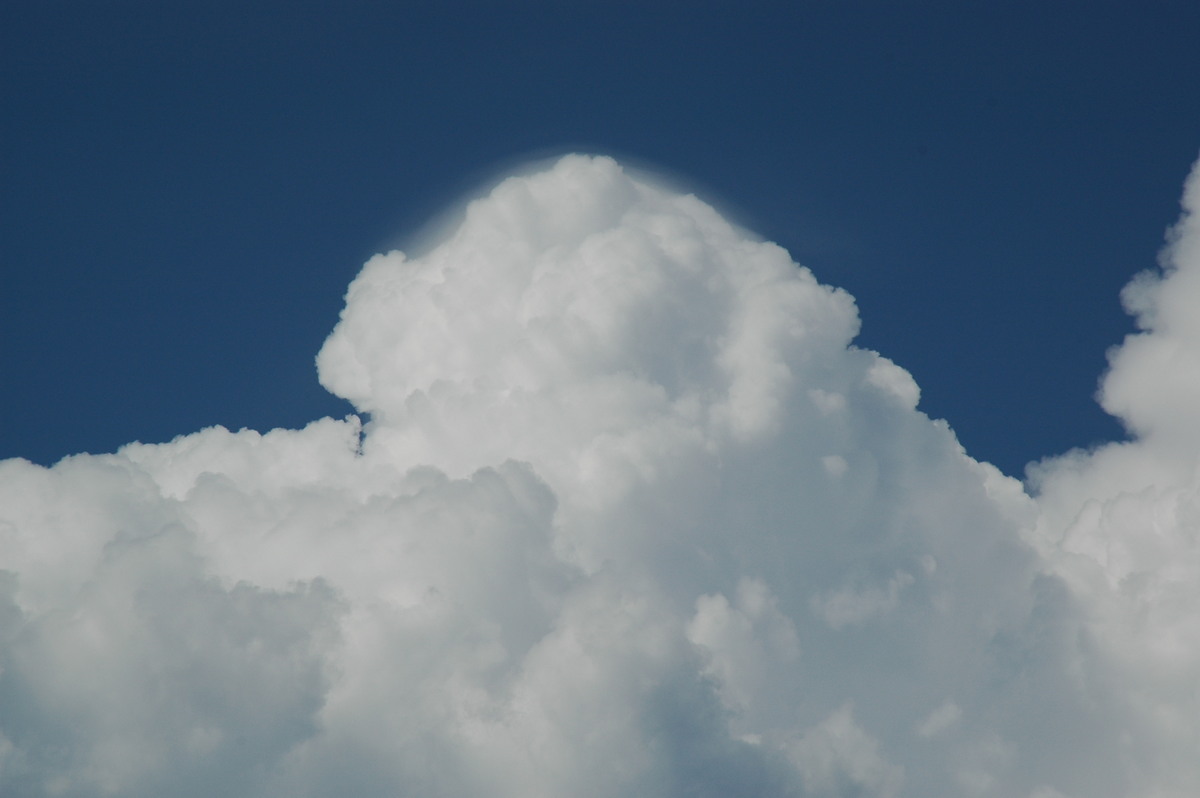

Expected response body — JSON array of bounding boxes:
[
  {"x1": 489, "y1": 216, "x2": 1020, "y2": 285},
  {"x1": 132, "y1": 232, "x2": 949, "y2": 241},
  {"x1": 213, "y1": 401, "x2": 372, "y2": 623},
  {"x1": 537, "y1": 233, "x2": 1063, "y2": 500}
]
[{"x1": 3, "y1": 1, "x2": 1199, "y2": 478}]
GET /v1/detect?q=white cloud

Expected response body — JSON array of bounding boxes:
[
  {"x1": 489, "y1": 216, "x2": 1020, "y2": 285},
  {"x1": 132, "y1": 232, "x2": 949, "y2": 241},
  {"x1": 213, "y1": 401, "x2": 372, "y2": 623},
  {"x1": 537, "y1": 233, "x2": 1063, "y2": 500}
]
[
  {"x1": 810, "y1": 569, "x2": 915, "y2": 629},
  {"x1": 1, "y1": 153, "x2": 1198, "y2": 796},
  {"x1": 687, "y1": 578, "x2": 801, "y2": 718},
  {"x1": 1026, "y1": 155, "x2": 1200, "y2": 798},
  {"x1": 915, "y1": 700, "x2": 961, "y2": 739},
  {"x1": 787, "y1": 704, "x2": 904, "y2": 798}
]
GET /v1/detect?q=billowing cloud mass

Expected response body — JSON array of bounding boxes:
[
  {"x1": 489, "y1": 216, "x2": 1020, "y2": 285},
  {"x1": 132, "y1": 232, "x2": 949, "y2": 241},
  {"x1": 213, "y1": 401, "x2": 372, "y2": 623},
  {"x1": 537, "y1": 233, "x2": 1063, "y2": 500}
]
[{"x1": 1, "y1": 154, "x2": 1198, "y2": 797}]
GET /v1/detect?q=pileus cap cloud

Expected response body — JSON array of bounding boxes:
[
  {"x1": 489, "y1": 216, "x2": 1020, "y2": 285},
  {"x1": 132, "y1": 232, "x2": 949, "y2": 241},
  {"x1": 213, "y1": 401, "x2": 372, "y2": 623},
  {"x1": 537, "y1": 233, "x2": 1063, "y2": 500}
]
[{"x1": 1, "y1": 154, "x2": 1198, "y2": 797}]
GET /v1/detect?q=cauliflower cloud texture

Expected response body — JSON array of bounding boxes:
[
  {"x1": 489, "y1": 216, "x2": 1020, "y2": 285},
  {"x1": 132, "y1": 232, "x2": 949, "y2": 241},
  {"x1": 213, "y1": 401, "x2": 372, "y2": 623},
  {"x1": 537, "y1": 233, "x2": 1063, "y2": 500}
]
[{"x1": 2, "y1": 154, "x2": 1199, "y2": 797}]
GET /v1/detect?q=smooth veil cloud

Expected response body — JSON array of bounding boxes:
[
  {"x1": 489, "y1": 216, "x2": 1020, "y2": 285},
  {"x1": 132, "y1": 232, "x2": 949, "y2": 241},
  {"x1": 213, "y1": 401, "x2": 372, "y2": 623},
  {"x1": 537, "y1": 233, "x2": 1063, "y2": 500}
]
[{"x1": 1, "y1": 154, "x2": 1198, "y2": 797}]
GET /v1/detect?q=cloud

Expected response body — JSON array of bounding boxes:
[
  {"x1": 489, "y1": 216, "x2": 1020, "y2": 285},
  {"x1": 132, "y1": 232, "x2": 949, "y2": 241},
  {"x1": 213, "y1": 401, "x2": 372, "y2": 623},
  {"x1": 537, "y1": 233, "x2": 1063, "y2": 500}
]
[
  {"x1": 809, "y1": 569, "x2": 915, "y2": 630},
  {"x1": 1027, "y1": 155, "x2": 1200, "y2": 798},
  {"x1": 1, "y1": 153, "x2": 1197, "y2": 796},
  {"x1": 914, "y1": 700, "x2": 961, "y2": 739}
]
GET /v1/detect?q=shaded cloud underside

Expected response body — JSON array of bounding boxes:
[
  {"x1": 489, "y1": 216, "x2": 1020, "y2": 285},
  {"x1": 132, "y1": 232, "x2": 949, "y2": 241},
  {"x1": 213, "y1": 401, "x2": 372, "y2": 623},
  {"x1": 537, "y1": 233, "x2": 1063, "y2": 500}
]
[{"x1": 2, "y1": 155, "x2": 1198, "y2": 797}]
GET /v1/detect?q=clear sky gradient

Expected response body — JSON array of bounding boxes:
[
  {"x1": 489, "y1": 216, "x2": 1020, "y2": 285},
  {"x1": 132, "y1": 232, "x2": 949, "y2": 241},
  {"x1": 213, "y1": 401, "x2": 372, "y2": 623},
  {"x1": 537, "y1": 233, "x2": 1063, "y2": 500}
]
[{"x1": 4, "y1": 1, "x2": 1199, "y2": 477}]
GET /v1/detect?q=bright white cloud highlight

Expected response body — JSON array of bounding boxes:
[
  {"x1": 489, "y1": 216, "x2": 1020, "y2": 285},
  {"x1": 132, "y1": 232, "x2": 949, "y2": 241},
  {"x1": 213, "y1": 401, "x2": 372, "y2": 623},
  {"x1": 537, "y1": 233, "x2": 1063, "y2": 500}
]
[{"x1": 1, "y1": 153, "x2": 1198, "y2": 797}]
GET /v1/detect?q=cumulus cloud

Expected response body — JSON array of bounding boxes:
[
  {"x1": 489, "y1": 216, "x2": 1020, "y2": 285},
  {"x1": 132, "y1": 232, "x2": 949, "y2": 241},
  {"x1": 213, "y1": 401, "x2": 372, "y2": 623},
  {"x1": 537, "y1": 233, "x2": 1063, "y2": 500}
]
[
  {"x1": 1, "y1": 153, "x2": 1198, "y2": 796},
  {"x1": 1027, "y1": 156, "x2": 1200, "y2": 798}
]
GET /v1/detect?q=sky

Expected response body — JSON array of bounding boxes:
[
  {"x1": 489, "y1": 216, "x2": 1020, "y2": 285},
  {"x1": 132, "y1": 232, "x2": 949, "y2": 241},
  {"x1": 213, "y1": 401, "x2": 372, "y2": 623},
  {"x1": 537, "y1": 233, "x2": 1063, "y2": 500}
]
[
  {"x1": 2, "y1": 3, "x2": 1200, "y2": 797},
  {"x1": 3, "y1": 1, "x2": 1199, "y2": 476}
]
